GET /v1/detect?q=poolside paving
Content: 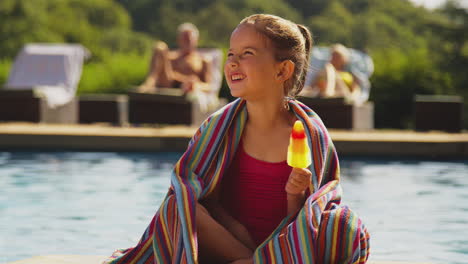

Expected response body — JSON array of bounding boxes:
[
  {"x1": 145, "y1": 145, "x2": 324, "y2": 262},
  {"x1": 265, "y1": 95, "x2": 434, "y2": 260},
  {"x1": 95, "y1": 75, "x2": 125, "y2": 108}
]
[
  {"x1": 0, "y1": 122, "x2": 467, "y2": 158},
  {"x1": 5, "y1": 255, "x2": 433, "y2": 264}
]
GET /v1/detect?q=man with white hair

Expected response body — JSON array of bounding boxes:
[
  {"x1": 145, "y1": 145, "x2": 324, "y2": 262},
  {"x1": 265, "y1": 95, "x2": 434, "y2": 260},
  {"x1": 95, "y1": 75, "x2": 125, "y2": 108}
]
[{"x1": 139, "y1": 23, "x2": 212, "y2": 94}]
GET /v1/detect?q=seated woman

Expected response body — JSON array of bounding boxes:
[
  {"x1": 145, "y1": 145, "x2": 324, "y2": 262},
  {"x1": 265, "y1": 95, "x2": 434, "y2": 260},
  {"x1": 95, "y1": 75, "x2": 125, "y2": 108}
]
[
  {"x1": 303, "y1": 44, "x2": 362, "y2": 104},
  {"x1": 138, "y1": 23, "x2": 212, "y2": 95}
]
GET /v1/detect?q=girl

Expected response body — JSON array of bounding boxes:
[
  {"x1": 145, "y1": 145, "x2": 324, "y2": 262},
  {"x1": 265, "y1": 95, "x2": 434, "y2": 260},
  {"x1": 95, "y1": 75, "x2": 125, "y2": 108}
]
[{"x1": 104, "y1": 14, "x2": 369, "y2": 264}]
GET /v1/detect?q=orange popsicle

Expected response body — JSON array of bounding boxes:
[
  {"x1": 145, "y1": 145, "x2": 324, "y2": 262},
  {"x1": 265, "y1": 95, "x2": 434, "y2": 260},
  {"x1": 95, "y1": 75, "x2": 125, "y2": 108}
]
[{"x1": 287, "y1": 120, "x2": 311, "y2": 168}]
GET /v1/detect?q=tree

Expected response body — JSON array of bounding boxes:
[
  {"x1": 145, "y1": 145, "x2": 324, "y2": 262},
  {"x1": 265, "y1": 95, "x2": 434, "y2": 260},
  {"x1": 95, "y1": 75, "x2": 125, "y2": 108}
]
[
  {"x1": 307, "y1": 1, "x2": 354, "y2": 46},
  {"x1": 115, "y1": 0, "x2": 301, "y2": 48},
  {"x1": 0, "y1": 0, "x2": 152, "y2": 60}
]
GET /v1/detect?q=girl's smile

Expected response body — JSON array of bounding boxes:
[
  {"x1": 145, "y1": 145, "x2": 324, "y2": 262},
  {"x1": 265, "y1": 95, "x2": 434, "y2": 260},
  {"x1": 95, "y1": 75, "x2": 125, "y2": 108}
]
[{"x1": 229, "y1": 72, "x2": 246, "y2": 82}]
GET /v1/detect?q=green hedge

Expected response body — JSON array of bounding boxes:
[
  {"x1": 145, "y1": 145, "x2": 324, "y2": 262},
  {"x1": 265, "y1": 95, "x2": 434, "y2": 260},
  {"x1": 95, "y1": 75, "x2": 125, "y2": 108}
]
[
  {"x1": 78, "y1": 53, "x2": 149, "y2": 95},
  {"x1": 0, "y1": 60, "x2": 12, "y2": 87},
  {"x1": 370, "y1": 47, "x2": 454, "y2": 129}
]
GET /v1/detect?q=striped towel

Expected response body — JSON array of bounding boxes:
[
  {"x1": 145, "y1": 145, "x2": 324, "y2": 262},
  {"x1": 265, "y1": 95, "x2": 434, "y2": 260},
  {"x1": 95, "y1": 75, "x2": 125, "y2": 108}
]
[{"x1": 103, "y1": 98, "x2": 370, "y2": 264}]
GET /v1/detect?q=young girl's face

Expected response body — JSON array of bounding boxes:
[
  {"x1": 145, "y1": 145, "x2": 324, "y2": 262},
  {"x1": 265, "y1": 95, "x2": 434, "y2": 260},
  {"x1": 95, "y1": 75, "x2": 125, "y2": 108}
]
[{"x1": 225, "y1": 24, "x2": 282, "y2": 100}]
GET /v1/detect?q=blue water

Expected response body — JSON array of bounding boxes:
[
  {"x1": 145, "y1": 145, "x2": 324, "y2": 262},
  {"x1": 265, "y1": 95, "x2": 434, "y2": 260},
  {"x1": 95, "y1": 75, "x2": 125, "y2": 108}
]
[{"x1": 0, "y1": 151, "x2": 467, "y2": 264}]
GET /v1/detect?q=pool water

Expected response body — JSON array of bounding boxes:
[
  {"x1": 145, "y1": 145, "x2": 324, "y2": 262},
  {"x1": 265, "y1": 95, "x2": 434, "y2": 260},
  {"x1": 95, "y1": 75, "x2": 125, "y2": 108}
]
[
  {"x1": 1, "y1": 151, "x2": 467, "y2": 264},
  {"x1": 341, "y1": 158, "x2": 468, "y2": 264}
]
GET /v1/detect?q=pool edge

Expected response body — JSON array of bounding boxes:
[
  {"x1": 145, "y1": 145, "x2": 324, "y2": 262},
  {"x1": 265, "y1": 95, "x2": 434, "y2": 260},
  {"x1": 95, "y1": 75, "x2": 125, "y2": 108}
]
[{"x1": 0, "y1": 123, "x2": 467, "y2": 158}]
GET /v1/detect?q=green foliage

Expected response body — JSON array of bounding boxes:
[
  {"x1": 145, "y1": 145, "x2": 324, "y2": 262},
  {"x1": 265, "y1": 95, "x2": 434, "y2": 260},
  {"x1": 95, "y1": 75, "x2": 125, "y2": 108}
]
[
  {"x1": 0, "y1": 0, "x2": 62, "y2": 58},
  {"x1": 116, "y1": 0, "x2": 301, "y2": 48},
  {"x1": 1, "y1": 0, "x2": 467, "y2": 129},
  {"x1": 97, "y1": 30, "x2": 154, "y2": 59},
  {"x1": 308, "y1": 1, "x2": 354, "y2": 45},
  {"x1": 370, "y1": 47, "x2": 453, "y2": 128},
  {"x1": 285, "y1": 0, "x2": 329, "y2": 17},
  {"x1": 302, "y1": 0, "x2": 467, "y2": 129},
  {"x1": 308, "y1": 0, "x2": 431, "y2": 51},
  {"x1": 195, "y1": 2, "x2": 239, "y2": 48},
  {"x1": 0, "y1": 60, "x2": 12, "y2": 88},
  {"x1": 0, "y1": 0, "x2": 152, "y2": 60},
  {"x1": 78, "y1": 53, "x2": 149, "y2": 95},
  {"x1": 436, "y1": 1, "x2": 468, "y2": 128}
]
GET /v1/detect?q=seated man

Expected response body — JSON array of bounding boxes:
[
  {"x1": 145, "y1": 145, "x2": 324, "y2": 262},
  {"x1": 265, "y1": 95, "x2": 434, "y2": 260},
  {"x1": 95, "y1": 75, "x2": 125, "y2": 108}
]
[
  {"x1": 138, "y1": 23, "x2": 212, "y2": 95},
  {"x1": 302, "y1": 44, "x2": 362, "y2": 104}
]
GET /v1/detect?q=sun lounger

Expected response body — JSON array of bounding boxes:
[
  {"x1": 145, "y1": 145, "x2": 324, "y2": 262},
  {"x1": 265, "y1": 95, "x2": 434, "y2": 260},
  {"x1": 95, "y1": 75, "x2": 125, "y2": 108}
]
[
  {"x1": 0, "y1": 43, "x2": 89, "y2": 123},
  {"x1": 299, "y1": 46, "x2": 375, "y2": 130},
  {"x1": 79, "y1": 94, "x2": 128, "y2": 126},
  {"x1": 414, "y1": 95, "x2": 463, "y2": 133},
  {"x1": 128, "y1": 48, "x2": 226, "y2": 126},
  {"x1": 299, "y1": 97, "x2": 374, "y2": 130},
  {"x1": 305, "y1": 46, "x2": 374, "y2": 105}
]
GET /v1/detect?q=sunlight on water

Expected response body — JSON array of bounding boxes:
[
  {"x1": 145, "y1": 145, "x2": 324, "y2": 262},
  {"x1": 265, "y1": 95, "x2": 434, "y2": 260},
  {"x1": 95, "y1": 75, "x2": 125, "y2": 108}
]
[{"x1": 1, "y1": 152, "x2": 467, "y2": 264}]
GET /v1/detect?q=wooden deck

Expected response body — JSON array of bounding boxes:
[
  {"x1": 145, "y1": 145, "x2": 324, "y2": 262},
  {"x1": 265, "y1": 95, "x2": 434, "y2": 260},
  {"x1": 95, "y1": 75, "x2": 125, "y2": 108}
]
[{"x1": 5, "y1": 255, "x2": 433, "y2": 264}]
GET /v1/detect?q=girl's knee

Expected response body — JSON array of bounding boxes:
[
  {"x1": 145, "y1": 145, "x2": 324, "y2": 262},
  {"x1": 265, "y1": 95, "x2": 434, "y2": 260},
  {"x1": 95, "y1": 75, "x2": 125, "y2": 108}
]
[{"x1": 196, "y1": 202, "x2": 210, "y2": 216}]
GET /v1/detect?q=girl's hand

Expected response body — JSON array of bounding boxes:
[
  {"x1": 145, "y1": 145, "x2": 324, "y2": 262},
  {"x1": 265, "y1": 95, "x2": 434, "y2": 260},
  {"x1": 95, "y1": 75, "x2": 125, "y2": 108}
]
[{"x1": 285, "y1": 167, "x2": 312, "y2": 195}]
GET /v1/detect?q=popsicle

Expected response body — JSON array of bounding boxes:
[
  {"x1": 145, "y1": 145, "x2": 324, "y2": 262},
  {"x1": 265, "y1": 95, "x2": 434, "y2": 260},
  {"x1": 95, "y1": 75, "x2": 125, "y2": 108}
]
[{"x1": 287, "y1": 120, "x2": 311, "y2": 168}]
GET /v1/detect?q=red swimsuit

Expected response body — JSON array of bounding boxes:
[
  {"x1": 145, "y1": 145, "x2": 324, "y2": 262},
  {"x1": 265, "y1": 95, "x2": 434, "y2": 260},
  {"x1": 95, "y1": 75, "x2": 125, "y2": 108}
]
[{"x1": 221, "y1": 142, "x2": 292, "y2": 245}]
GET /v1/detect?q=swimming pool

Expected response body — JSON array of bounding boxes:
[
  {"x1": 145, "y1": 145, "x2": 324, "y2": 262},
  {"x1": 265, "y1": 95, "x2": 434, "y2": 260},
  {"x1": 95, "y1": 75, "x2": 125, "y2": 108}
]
[{"x1": 1, "y1": 151, "x2": 467, "y2": 264}]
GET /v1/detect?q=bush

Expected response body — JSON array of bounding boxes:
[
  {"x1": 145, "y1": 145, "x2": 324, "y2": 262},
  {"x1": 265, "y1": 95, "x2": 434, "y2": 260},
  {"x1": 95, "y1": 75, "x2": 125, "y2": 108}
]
[
  {"x1": 78, "y1": 53, "x2": 150, "y2": 94},
  {"x1": 370, "y1": 47, "x2": 453, "y2": 129},
  {"x1": 0, "y1": 60, "x2": 12, "y2": 87}
]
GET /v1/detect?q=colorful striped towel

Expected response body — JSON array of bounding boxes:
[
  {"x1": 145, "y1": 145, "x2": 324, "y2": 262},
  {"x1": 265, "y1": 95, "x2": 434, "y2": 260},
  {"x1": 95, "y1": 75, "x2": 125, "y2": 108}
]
[{"x1": 103, "y1": 98, "x2": 370, "y2": 264}]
